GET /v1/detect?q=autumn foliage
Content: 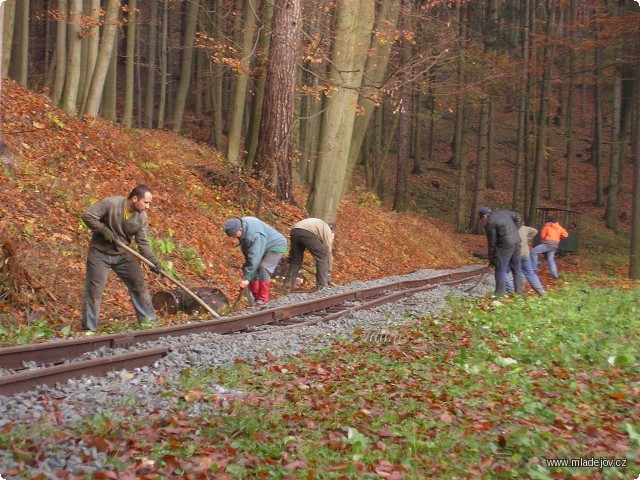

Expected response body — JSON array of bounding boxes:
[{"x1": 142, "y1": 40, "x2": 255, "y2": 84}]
[{"x1": 0, "y1": 80, "x2": 477, "y2": 335}]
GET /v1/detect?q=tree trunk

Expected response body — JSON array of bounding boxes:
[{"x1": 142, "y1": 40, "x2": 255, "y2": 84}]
[
  {"x1": 83, "y1": 0, "x2": 121, "y2": 118},
  {"x1": 392, "y1": 0, "x2": 412, "y2": 213},
  {"x1": 51, "y1": 0, "x2": 67, "y2": 106},
  {"x1": 227, "y1": 0, "x2": 258, "y2": 166},
  {"x1": 450, "y1": 2, "x2": 468, "y2": 171},
  {"x1": 253, "y1": 0, "x2": 302, "y2": 201},
  {"x1": 101, "y1": 30, "x2": 118, "y2": 121},
  {"x1": 244, "y1": 0, "x2": 274, "y2": 170},
  {"x1": 592, "y1": 13, "x2": 604, "y2": 207},
  {"x1": 630, "y1": 45, "x2": 640, "y2": 279},
  {"x1": 486, "y1": 98, "x2": 495, "y2": 189},
  {"x1": 144, "y1": 0, "x2": 159, "y2": 128},
  {"x1": 411, "y1": 88, "x2": 424, "y2": 174},
  {"x1": 342, "y1": 0, "x2": 400, "y2": 197},
  {"x1": 122, "y1": 0, "x2": 137, "y2": 128},
  {"x1": 528, "y1": 0, "x2": 555, "y2": 225},
  {"x1": 157, "y1": 0, "x2": 168, "y2": 129},
  {"x1": 605, "y1": 69, "x2": 622, "y2": 231},
  {"x1": 172, "y1": 0, "x2": 200, "y2": 133},
  {"x1": 470, "y1": 104, "x2": 489, "y2": 232},
  {"x1": 0, "y1": 0, "x2": 13, "y2": 170},
  {"x1": 563, "y1": 0, "x2": 576, "y2": 210},
  {"x1": 15, "y1": 0, "x2": 29, "y2": 86},
  {"x1": 454, "y1": 102, "x2": 470, "y2": 233},
  {"x1": 512, "y1": 0, "x2": 530, "y2": 212},
  {"x1": 61, "y1": 0, "x2": 82, "y2": 116},
  {"x1": 1, "y1": 0, "x2": 15, "y2": 78},
  {"x1": 79, "y1": 0, "x2": 101, "y2": 115},
  {"x1": 306, "y1": 0, "x2": 375, "y2": 223}
]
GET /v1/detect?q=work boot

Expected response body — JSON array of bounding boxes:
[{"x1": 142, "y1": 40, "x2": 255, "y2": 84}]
[
  {"x1": 258, "y1": 281, "x2": 270, "y2": 302},
  {"x1": 248, "y1": 280, "x2": 260, "y2": 299}
]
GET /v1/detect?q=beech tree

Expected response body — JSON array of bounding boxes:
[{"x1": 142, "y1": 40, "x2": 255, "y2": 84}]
[{"x1": 306, "y1": 0, "x2": 375, "y2": 223}]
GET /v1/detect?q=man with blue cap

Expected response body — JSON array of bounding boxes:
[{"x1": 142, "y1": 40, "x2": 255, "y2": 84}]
[{"x1": 223, "y1": 216, "x2": 287, "y2": 304}]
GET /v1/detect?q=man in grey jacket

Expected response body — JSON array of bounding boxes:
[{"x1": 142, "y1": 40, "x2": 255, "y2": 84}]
[
  {"x1": 81, "y1": 185, "x2": 161, "y2": 333},
  {"x1": 283, "y1": 218, "x2": 334, "y2": 291},
  {"x1": 479, "y1": 207, "x2": 523, "y2": 295}
]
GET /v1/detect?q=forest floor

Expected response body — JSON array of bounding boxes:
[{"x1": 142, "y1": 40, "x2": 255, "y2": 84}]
[{"x1": 0, "y1": 78, "x2": 636, "y2": 342}]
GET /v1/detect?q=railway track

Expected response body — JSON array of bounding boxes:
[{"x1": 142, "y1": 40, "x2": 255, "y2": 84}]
[{"x1": 0, "y1": 266, "x2": 489, "y2": 396}]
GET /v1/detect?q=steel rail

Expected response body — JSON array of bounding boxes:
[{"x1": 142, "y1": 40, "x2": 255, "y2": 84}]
[{"x1": 0, "y1": 266, "x2": 488, "y2": 396}]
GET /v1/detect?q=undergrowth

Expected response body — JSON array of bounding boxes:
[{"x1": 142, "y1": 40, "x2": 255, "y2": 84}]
[{"x1": 2, "y1": 283, "x2": 639, "y2": 478}]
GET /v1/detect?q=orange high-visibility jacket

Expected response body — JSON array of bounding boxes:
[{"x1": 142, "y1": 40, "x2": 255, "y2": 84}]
[{"x1": 540, "y1": 221, "x2": 568, "y2": 247}]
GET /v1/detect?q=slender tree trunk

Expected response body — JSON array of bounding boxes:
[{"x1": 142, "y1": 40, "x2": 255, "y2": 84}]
[
  {"x1": 244, "y1": 0, "x2": 274, "y2": 170},
  {"x1": 227, "y1": 0, "x2": 258, "y2": 166},
  {"x1": 122, "y1": 0, "x2": 137, "y2": 127},
  {"x1": 16, "y1": 0, "x2": 29, "y2": 86},
  {"x1": 455, "y1": 102, "x2": 470, "y2": 232},
  {"x1": 512, "y1": 0, "x2": 530, "y2": 212},
  {"x1": 605, "y1": 69, "x2": 622, "y2": 231},
  {"x1": 528, "y1": 0, "x2": 555, "y2": 224},
  {"x1": 83, "y1": 0, "x2": 121, "y2": 118},
  {"x1": 486, "y1": 98, "x2": 495, "y2": 189},
  {"x1": 630, "y1": 45, "x2": 640, "y2": 279},
  {"x1": 412, "y1": 88, "x2": 424, "y2": 174},
  {"x1": 0, "y1": 1, "x2": 11, "y2": 166},
  {"x1": 79, "y1": 0, "x2": 100, "y2": 115},
  {"x1": 592, "y1": 14, "x2": 604, "y2": 207},
  {"x1": 172, "y1": 0, "x2": 200, "y2": 133},
  {"x1": 144, "y1": 0, "x2": 159, "y2": 128},
  {"x1": 62, "y1": 0, "x2": 82, "y2": 116},
  {"x1": 470, "y1": 104, "x2": 488, "y2": 232},
  {"x1": 563, "y1": 0, "x2": 576, "y2": 210},
  {"x1": 157, "y1": 0, "x2": 168, "y2": 129},
  {"x1": 52, "y1": 0, "x2": 67, "y2": 106},
  {"x1": 101, "y1": 29, "x2": 118, "y2": 121},
  {"x1": 393, "y1": 0, "x2": 412, "y2": 213},
  {"x1": 449, "y1": 1, "x2": 466, "y2": 169},
  {"x1": 1, "y1": 0, "x2": 15, "y2": 78}
]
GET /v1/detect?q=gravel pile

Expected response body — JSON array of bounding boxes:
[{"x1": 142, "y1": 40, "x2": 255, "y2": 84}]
[{"x1": 0, "y1": 265, "x2": 494, "y2": 478}]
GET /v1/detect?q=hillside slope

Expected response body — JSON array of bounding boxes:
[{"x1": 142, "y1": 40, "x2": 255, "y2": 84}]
[{"x1": 0, "y1": 80, "x2": 479, "y2": 336}]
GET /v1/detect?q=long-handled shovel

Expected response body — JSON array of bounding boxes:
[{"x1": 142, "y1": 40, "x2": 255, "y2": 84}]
[{"x1": 114, "y1": 238, "x2": 221, "y2": 319}]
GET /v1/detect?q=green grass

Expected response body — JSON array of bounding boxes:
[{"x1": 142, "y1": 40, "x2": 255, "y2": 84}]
[{"x1": 1, "y1": 283, "x2": 639, "y2": 478}]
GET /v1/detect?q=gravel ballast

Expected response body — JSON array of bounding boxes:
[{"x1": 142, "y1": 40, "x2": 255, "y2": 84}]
[{"x1": 0, "y1": 265, "x2": 495, "y2": 478}]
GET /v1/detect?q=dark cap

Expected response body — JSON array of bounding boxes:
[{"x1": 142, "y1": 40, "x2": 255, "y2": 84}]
[
  {"x1": 223, "y1": 218, "x2": 242, "y2": 237},
  {"x1": 478, "y1": 207, "x2": 491, "y2": 218}
]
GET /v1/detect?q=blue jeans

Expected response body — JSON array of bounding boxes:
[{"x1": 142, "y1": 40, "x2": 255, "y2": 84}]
[
  {"x1": 505, "y1": 255, "x2": 546, "y2": 295},
  {"x1": 531, "y1": 243, "x2": 559, "y2": 279}
]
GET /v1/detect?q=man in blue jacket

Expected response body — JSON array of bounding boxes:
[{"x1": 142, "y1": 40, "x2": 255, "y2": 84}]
[
  {"x1": 223, "y1": 217, "x2": 287, "y2": 303},
  {"x1": 479, "y1": 207, "x2": 523, "y2": 295}
]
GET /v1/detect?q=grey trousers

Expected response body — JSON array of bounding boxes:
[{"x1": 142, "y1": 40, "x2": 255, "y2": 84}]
[
  {"x1": 81, "y1": 248, "x2": 156, "y2": 332},
  {"x1": 244, "y1": 250, "x2": 284, "y2": 282}
]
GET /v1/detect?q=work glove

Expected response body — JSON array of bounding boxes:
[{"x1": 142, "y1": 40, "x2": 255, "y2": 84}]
[
  {"x1": 101, "y1": 228, "x2": 116, "y2": 243},
  {"x1": 150, "y1": 260, "x2": 162, "y2": 274}
]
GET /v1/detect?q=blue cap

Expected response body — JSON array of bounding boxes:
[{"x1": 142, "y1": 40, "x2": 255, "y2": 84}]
[
  {"x1": 478, "y1": 207, "x2": 491, "y2": 218},
  {"x1": 223, "y1": 218, "x2": 242, "y2": 236}
]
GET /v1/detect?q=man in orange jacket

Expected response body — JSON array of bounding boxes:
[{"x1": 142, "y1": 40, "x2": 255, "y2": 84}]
[{"x1": 530, "y1": 216, "x2": 569, "y2": 279}]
